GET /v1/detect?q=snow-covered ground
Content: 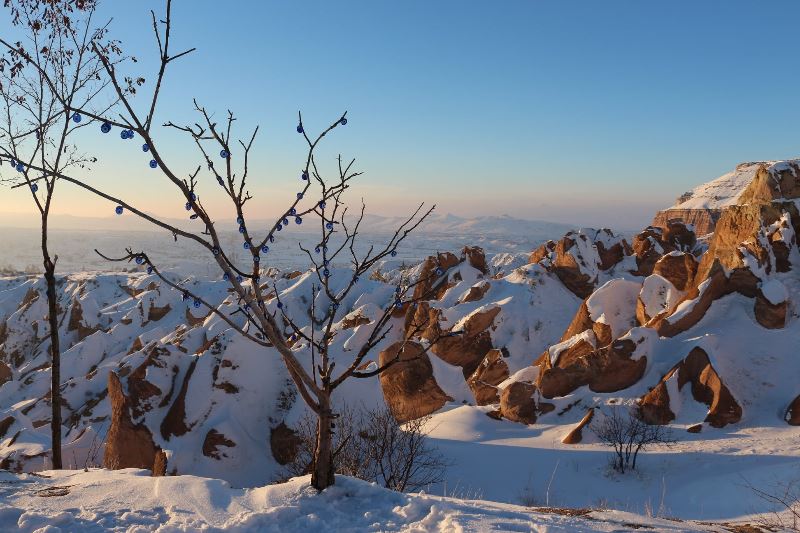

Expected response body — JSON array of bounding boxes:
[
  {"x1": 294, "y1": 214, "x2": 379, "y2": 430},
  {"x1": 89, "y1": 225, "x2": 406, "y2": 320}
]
[{"x1": 0, "y1": 469, "x2": 761, "y2": 532}]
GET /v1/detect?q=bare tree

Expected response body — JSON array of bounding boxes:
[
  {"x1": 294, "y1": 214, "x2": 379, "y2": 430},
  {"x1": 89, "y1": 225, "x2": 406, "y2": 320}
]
[
  {"x1": 286, "y1": 404, "x2": 448, "y2": 493},
  {"x1": 591, "y1": 407, "x2": 675, "y2": 474},
  {"x1": 746, "y1": 475, "x2": 800, "y2": 532},
  {"x1": 3, "y1": 0, "x2": 455, "y2": 490},
  {"x1": 0, "y1": 0, "x2": 125, "y2": 469}
]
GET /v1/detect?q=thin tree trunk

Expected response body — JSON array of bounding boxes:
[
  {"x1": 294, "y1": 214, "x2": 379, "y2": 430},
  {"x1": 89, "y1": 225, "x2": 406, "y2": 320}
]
[
  {"x1": 42, "y1": 219, "x2": 62, "y2": 470},
  {"x1": 311, "y1": 391, "x2": 334, "y2": 490}
]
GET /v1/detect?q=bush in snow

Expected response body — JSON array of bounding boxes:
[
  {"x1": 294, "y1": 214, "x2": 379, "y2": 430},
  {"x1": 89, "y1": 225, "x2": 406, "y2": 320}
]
[
  {"x1": 285, "y1": 404, "x2": 448, "y2": 492},
  {"x1": 591, "y1": 407, "x2": 674, "y2": 474}
]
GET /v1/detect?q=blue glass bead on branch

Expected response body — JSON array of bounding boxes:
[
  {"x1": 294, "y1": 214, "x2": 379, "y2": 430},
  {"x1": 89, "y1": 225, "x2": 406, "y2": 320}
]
[
  {"x1": 269, "y1": 235, "x2": 275, "y2": 243},
  {"x1": 253, "y1": 256, "x2": 260, "y2": 263},
  {"x1": 135, "y1": 256, "x2": 144, "y2": 265},
  {"x1": 243, "y1": 242, "x2": 251, "y2": 249},
  {"x1": 276, "y1": 224, "x2": 283, "y2": 231},
  {"x1": 236, "y1": 217, "x2": 244, "y2": 225},
  {"x1": 120, "y1": 130, "x2": 128, "y2": 139},
  {"x1": 217, "y1": 177, "x2": 225, "y2": 186},
  {"x1": 9, "y1": 159, "x2": 16, "y2": 167},
  {"x1": 295, "y1": 217, "x2": 302, "y2": 225},
  {"x1": 391, "y1": 250, "x2": 397, "y2": 257},
  {"x1": 435, "y1": 267, "x2": 443, "y2": 276},
  {"x1": 289, "y1": 208, "x2": 296, "y2": 216},
  {"x1": 212, "y1": 247, "x2": 220, "y2": 255},
  {"x1": 319, "y1": 201, "x2": 326, "y2": 209},
  {"x1": 193, "y1": 299, "x2": 201, "y2": 308},
  {"x1": 72, "y1": 113, "x2": 81, "y2": 123},
  {"x1": 315, "y1": 247, "x2": 320, "y2": 254},
  {"x1": 238, "y1": 225, "x2": 246, "y2": 234},
  {"x1": 323, "y1": 269, "x2": 330, "y2": 277},
  {"x1": 282, "y1": 217, "x2": 289, "y2": 226},
  {"x1": 223, "y1": 273, "x2": 230, "y2": 281},
  {"x1": 261, "y1": 245, "x2": 269, "y2": 254},
  {"x1": 190, "y1": 214, "x2": 199, "y2": 220},
  {"x1": 326, "y1": 222, "x2": 333, "y2": 230},
  {"x1": 190, "y1": 193, "x2": 197, "y2": 201},
  {"x1": 185, "y1": 202, "x2": 192, "y2": 211},
  {"x1": 126, "y1": 130, "x2": 134, "y2": 140},
  {"x1": 236, "y1": 275, "x2": 243, "y2": 283},
  {"x1": 101, "y1": 122, "x2": 111, "y2": 133},
  {"x1": 220, "y1": 149, "x2": 229, "y2": 159},
  {"x1": 30, "y1": 183, "x2": 38, "y2": 193},
  {"x1": 353, "y1": 276, "x2": 359, "y2": 283},
  {"x1": 149, "y1": 159, "x2": 158, "y2": 169},
  {"x1": 394, "y1": 300, "x2": 402, "y2": 309},
  {"x1": 340, "y1": 117, "x2": 347, "y2": 126},
  {"x1": 115, "y1": 206, "x2": 124, "y2": 215},
  {"x1": 277, "y1": 302, "x2": 283, "y2": 309},
  {"x1": 16, "y1": 163, "x2": 23, "y2": 172},
  {"x1": 297, "y1": 192, "x2": 303, "y2": 200},
  {"x1": 296, "y1": 124, "x2": 304, "y2": 134},
  {"x1": 323, "y1": 260, "x2": 329, "y2": 266},
  {"x1": 301, "y1": 171, "x2": 308, "y2": 181},
  {"x1": 142, "y1": 143, "x2": 149, "y2": 152},
  {"x1": 147, "y1": 266, "x2": 153, "y2": 274}
]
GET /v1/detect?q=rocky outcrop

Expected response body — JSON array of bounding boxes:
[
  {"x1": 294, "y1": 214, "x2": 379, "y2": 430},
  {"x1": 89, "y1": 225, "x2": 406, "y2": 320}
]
[
  {"x1": 202, "y1": 429, "x2": 236, "y2": 460},
  {"x1": 653, "y1": 252, "x2": 697, "y2": 292},
  {"x1": 562, "y1": 408, "x2": 595, "y2": 444},
  {"x1": 786, "y1": 395, "x2": 800, "y2": 426},
  {"x1": 652, "y1": 209, "x2": 720, "y2": 237},
  {"x1": 499, "y1": 381, "x2": 542, "y2": 425},
  {"x1": 429, "y1": 306, "x2": 501, "y2": 377},
  {"x1": 270, "y1": 423, "x2": 302, "y2": 465},
  {"x1": 639, "y1": 347, "x2": 741, "y2": 428},
  {"x1": 413, "y1": 252, "x2": 460, "y2": 301},
  {"x1": 754, "y1": 291, "x2": 787, "y2": 329},
  {"x1": 538, "y1": 338, "x2": 647, "y2": 399},
  {"x1": 104, "y1": 371, "x2": 161, "y2": 472},
  {"x1": 379, "y1": 341, "x2": 452, "y2": 423},
  {"x1": 467, "y1": 349, "x2": 510, "y2": 405},
  {"x1": 462, "y1": 246, "x2": 488, "y2": 274}
]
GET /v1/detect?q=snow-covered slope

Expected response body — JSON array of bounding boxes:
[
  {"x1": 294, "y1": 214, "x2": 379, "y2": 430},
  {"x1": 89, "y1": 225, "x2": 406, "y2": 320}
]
[{"x1": 670, "y1": 161, "x2": 772, "y2": 210}]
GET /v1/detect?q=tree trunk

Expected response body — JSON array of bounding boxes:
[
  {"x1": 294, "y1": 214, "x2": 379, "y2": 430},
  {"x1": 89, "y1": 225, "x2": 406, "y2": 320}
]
[
  {"x1": 42, "y1": 224, "x2": 62, "y2": 470},
  {"x1": 310, "y1": 391, "x2": 334, "y2": 490}
]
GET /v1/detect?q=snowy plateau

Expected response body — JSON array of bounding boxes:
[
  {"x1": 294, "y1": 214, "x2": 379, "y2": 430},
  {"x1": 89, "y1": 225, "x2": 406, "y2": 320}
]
[{"x1": 1, "y1": 161, "x2": 800, "y2": 531}]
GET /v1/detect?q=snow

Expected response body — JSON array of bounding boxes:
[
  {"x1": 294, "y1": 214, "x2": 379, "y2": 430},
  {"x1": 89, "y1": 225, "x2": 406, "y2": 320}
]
[
  {"x1": 585, "y1": 279, "x2": 642, "y2": 338},
  {"x1": 760, "y1": 278, "x2": 787, "y2": 305},
  {"x1": 0, "y1": 469, "x2": 753, "y2": 532},
  {"x1": 639, "y1": 274, "x2": 684, "y2": 319},
  {"x1": 548, "y1": 330, "x2": 596, "y2": 366}
]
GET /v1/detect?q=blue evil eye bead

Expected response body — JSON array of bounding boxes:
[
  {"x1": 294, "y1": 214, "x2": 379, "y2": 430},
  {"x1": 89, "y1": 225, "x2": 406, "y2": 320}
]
[
  {"x1": 142, "y1": 143, "x2": 149, "y2": 152},
  {"x1": 277, "y1": 302, "x2": 283, "y2": 309},
  {"x1": 353, "y1": 276, "x2": 359, "y2": 283},
  {"x1": 269, "y1": 235, "x2": 274, "y2": 243},
  {"x1": 253, "y1": 256, "x2": 260, "y2": 263},
  {"x1": 340, "y1": 117, "x2": 347, "y2": 126},
  {"x1": 276, "y1": 224, "x2": 283, "y2": 231},
  {"x1": 296, "y1": 192, "x2": 303, "y2": 200},
  {"x1": 115, "y1": 206, "x2": 124, "y2": 215},
  {"x1": 261, "y1": 245, "x2": 269, "y2": 254},
  {"x1": 315, "y1": 247, "x2": 321, "y2": 254},
  {"x1": 236, "y1": 275, "x2": 243, "y2": 283},
  {"x1": 295, "y1": 216, "x2": 302, "y2": 225},
  {"x1": 323, "y1": 245, "x2": 328, "y2": 252},
  {"x1": 319, "y1": 201, "x2": 326, "y2": 209},
  {"x1": 220, "y1": 149, "x2": 229, "y2": 159},
  {"x1": 185, "y1": 202, "x2": 192, "y2": 211},
  {"x1": 100, "y1": 122, "x2": 111, "y2": 133},
  {"x1": 16, "y1": 163, "x2": 24, "y2": 172},
  {"x1": 126, "y1": 130, "x2": 134, "y2": 140},
  {"x1": 190, "y1": 192, "x2": 196, "y2": 201},
  {"x1": 289, "y1": 208, "x2": 296, "y2": 216},
  {"x1": 391, "y1": 250, "x2": 397, "y2": 257},
  {"x1": 135, "y1": 255, "x2": 144, "y2": 265},
  {"x1": 394, "y1": 300, "x2": 402, "y2": 309},
  {"x1": 282, "y1": 217, "x2": 289, "y2": 226},
  {"x1": 147, "y1": 266, "x2": 153, "y2": 274},
  {"x1": 223, "y1": 272, "x2": 230, "y2": 281},
  {"x1": 212, "y1": 247, "x2": 220, "y2": 255},
  {"x1": 296, "y1": 124, "x2": 304, "y2": 134},
  {"x1": 326, "y1": 222, "x2": 333, "y2": 230},
  {"x1": 301, "y1": 171, "x2": 308, "y2": 181},
  {"x1": 238, "y1": 225, "x2": 246, "y2": 234},
  {"x1": 120, "y1": 130, "x2": 128, "y2": 139},
  {"x1": 9, "y1": 159, "x2": 16, "y2": 167},
  {"x1": 30, "y1": 183, "x2": 38, "y2": 193},
  {"x1": 189, "y1": 214, "x2": 199, "y2": 220},
  {"x1": 323, "y1": 260, "x2": 330, "y2": 266},
  {"x1": 435, "y1": 267, "x2": 443, "y2": 276},
  {"x1": 72, "y1": 113, "x2": 81, "y2": 123},
  {"x1": 243, "y1": 242, "x2": 251, "y2": 249},
  {"x1": 193, "y1": 299, "x2": 201, "y2": 308},
  {"x1": 289, "y1": 334, "x2": 297, "y2": 342},
  {"x1": 149, "y1": 159, "x2": 158, "y2": 169},
  {"x1": 323, "y1": 269, "x2": 330, "y2": 277},
  {"x1": 236, "y1": 217, "x2": 244, "y2": 225}
]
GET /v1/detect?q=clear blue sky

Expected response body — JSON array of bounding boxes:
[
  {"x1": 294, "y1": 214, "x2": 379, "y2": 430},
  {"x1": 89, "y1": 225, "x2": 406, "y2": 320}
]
[{"x1": 4, "y1": 0, "x2": 800, "y2": 229}]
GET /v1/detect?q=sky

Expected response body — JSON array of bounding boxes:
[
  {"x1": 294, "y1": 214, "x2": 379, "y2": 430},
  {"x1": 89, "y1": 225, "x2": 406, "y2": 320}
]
[{"x1": 2, "y1": 0, "x2": 800, "y2": 230}]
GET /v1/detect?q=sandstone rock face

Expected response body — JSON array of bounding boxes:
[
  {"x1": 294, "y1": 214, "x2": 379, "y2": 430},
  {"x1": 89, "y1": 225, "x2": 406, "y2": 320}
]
[
  {"x1": 538, "y1": 339, "x2": 646, "y2": 398},
  {"x1": 379, "y1": 341, "x2": 452, "y2": 423},
  {"x1": 467, "y1": 349, "x2": 510, "y2": 405},
  {"x1": 653, "y1": 252, "x2": 697, "y2": 292},
  {"x1": 652, "y1": 209, "x2": 720, "y2": 237},
  {"x1": 639, "y1": 347, "x2": 741, "y2": 428},
  {"x1": 270, "y1": 423, "x2": 302, "y2": 465},
  {"x1": 202, "y1": 429, "x2": 236, "y2": 460},
  {"x1": 562, "y1": 408, "x2": 594, "y2": 444},
  {"x1": 104, "y1": 371, "x2": 161, "y2": 471},
  {"x1": 413, "y1": 252, "x2": 460, "y2": 301},
  {"x1": 462, "y1": 246, "x2": 488, "y2": 274},
  {"x1": 429, "y1": 306, "x2": 501, "y2": 377},
  {"x1": 499, "y1": 381, "x2": 538, "y2": 424},
  {"x1": 754, "y1": 291, "x2": 787, "y2": 329}
]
